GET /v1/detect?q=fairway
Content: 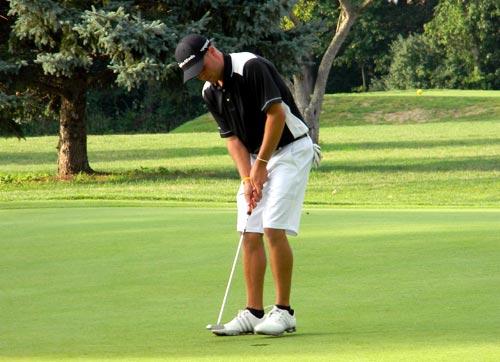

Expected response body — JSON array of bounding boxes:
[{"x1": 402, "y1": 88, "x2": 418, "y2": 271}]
[{"x1": 1, "y1": 206, "x2": 499, "y2": 362}]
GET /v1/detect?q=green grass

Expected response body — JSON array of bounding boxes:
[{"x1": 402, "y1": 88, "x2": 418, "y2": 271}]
[
  {"x1": 1, "y1": 207, "x2": 499, "y2": 362},
  {"x1": 321, "y1": 89, "x2": 500, "y2": 126},
  {"x1": 1, "y1": 90, "x2": 499, "y2": 361},
  {"x1": 176, "y1": 90, "x2": 500, "y2": 132},
  {"x1": 1, "y1": 90, "x2": 499, "y2": 207}
]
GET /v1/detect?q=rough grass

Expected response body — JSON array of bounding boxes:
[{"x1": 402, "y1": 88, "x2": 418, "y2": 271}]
[
  {"x1": 1, "y1": 90, "x2": 499, "y2": 208},
  {"x1": 175, "y1": 90, "x2": 500, "y2": 132}
]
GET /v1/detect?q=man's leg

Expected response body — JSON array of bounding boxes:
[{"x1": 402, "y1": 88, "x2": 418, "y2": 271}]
[
  {"x1": 211, "y1": 232, "x2": 265, "y2": 336},
  {"x1": 264, "y1": 228, "x2": 293, "y2": 306},
  {"x1": 243, "y1": 232, "x2": 266, "y2": 310},
  {"x1": 253, "y1": 227, "x2": 296, "y2": 335}
]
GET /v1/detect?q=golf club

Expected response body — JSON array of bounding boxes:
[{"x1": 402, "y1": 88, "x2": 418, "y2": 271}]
[{"x1": 206, "y1": 202, "x2": 253, "y2": 332}]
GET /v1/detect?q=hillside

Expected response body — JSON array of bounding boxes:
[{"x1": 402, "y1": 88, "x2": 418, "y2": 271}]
[{"x1": 173, "y1": 90, "x2": 500, "y2": 132}]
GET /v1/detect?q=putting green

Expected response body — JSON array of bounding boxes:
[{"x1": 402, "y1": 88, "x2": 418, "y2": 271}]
[{"x1": 1, "y1": 206, "x2": 499, "y2": 362}]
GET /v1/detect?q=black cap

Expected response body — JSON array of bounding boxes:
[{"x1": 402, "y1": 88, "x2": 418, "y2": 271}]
[{"x1": 175, "y1": 34, "x2": 211, "y2": 83}]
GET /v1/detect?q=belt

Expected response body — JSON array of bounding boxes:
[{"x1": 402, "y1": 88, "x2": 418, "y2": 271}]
[
  {"x1": 256, "y1": 133, "x2": 309, "y2": 154},
  {"x1": 294, "y1": 133, "x2": 309, "y2": 141}
]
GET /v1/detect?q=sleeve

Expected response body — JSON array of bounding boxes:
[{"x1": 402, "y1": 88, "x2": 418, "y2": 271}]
[
  {"x1": 202, "y1": 83, "x2": 234, "y2": 138},
  {"x1": 244, "y1": 59, "x2": 282, "y2": 113}
]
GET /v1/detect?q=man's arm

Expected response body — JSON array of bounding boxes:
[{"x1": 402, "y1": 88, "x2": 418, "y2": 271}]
[
  {"x1": 226, "y1": 135, "x2": 252, "y2": 180},
  {"x1": 226, "y1": 135, "x2": 257, "y2": 205},
  {"x1": 250, "y1": 102, "x2": 286, "y2": 199},
  {"x1": 225, "y1": 102, "x2": 285, "y2": 203}
]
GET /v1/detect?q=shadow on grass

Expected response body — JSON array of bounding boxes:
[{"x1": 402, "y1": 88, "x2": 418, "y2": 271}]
[
  {"x1": 120, "y1": 167, "x2": 238, "y2": 182},
  {"x1": 322, "y1": 137, "x2": 500, "y2": 152},
  {"x1": 318, "y1": 155, "x2": 500, "y2": 173},
  {"x1": 0, "y1": 166, "x2": 238, "y2": 185},
  {"x1": 90, "y1": 146, "x2": 228, "y2": 162},
  {"x1": 0, "y1": 146, "x2": 228, "y2": 166}
]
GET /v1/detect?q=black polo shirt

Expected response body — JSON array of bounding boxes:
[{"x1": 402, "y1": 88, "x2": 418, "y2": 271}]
[{"x1": 202, "y1": 52, "x2": 308, "y2": 154}]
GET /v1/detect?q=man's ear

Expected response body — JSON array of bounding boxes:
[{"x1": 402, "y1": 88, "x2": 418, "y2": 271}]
[{"x1": 207, "y1": 46, "x2": 216, "y2": 55}]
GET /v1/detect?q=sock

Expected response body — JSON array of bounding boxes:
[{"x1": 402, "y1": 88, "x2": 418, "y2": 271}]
[
  {"x1": 246, "y1": 307, "x2": 265, "y2": 319},
  {"x1": 276, "y1": 304, "x2": 294, "y2": 316}
]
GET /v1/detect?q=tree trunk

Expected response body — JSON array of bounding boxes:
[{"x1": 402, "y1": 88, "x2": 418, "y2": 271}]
[
  {"x1": 292, "y1": 62, "x2": 317, "y2": 140},
  {"x1": 361, "y1": 63, "x2": 367, "y2": 92},
  {"x1": 303, "y1": 5, "x2": 358, "y2": 144},
  {"x1": 292, "y1": 62, "x2": 315, "y2": 115},
  {"x1": 292, "y1": 0, "x2": 374, "y2": 144},
  {"x1": 57, "y1": 78, "x2": 93, "y2": 178}
]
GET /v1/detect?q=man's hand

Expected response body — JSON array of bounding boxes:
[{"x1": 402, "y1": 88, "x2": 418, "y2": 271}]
[
  {"x1": 247, "y1": 102, "x2": 285, "y2": 200},
  {"x1": 250, "y1": 159, "x2": 268, "y2": 201},
  {"x1": 243, "y1": 180, "x2": 258, "y2": 210}
]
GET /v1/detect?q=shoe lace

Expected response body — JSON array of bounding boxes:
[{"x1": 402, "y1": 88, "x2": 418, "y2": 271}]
[
  {"x1": 237, "y1": 310, "x2": 247, "y2": 316},
  {"x1": 267, "y1": 308, "x2": 287, "y2": 323},
  {"x1": 236, "y1": 309, "x2": 253, "y2": 320}
]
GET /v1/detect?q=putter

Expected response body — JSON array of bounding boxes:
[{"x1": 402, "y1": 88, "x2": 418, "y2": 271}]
[{"x1": 206, "y1": 202, "x2": 253, "y2": 332}]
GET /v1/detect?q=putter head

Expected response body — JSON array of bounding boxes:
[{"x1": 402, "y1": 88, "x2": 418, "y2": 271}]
[{"x1": 206, "y1": 324, "x2": 225, "y2": 331}]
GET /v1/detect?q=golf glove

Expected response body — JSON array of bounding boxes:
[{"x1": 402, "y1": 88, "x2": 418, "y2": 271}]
[{"x1": 313, "y1": 143, "x2": 322, "y2": 168}]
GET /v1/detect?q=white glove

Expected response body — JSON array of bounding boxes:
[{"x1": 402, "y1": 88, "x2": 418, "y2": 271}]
[{"x1": 313, "y1": 143, "x2": 322, "y2": 168}]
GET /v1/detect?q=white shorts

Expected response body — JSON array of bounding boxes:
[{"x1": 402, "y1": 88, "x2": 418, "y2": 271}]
[{"x1": 237, "y1": 136, "x2": 314, "y2": 236}]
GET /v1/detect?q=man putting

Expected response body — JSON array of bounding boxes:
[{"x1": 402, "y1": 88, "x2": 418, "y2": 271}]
[{"x1": 175, "y1": 34, "x2": 314, "y2": 336}]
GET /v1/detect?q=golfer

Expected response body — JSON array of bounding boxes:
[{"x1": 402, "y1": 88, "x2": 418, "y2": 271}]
[{"x1": 175, "y1": 34, "x2": 314, "y2": 336}]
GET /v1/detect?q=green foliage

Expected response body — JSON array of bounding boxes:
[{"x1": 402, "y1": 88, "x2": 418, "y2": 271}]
[
  {"x1": 74, "y1": 6, "x2": 178, "y2": 90},
  {"x1": 0, "y1": 59, "x2": 25, "y2": 75},
  {"x1": 281, "y1": 0, "x2": 317, "y2": 30},
  {"x1": 86, "y1": 80, "x2": 205, "y2": 135},
  {"x1": 8, "y1": 0, "x2": 66, "y2": 48},
  {"x1": 7, "y1": 0, "x2": 179, "y2": 85},
  {"x1": 0, "y1": 93, "x2": 25, "y2": 138},
  {"x1": 282, "y1": 0, "x2": 338, "y2": 60},
  {"x1": 165, "y1": 0, "x2": 319, "y2": 77},
  {"x1": 423, "y1": 0, "x2": 500, "y2": 89},
  {"x1": 373, "y1": 34, "x2": 440, "y2": 90},
  {"x1": 0, "y1": 91, "x2": 56, "y2": 138},
  {"x1": 375, "y1": 0, "x2": 500, "y2": 91},
  {"x1": 332, "y1": 0, "x2": 439, "y2": 92},
  {"x1": 0, "y1": 0, "x2": 195, "y2": 141},
  {"x1": 0, "y1": 57, "x2": 57, "y2": 137},
  {"x1": 2, "y1": 0, "x2": 320, "y2": 139}
]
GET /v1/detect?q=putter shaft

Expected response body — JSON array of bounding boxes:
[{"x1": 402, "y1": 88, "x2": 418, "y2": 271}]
[{"x1": 214, "y1": 203, "x2": 253, "y2": 326}]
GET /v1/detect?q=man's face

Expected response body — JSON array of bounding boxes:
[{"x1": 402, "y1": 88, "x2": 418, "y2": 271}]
[{"x1": 197, "y1": 49, "x2": 219, "y2": 84}]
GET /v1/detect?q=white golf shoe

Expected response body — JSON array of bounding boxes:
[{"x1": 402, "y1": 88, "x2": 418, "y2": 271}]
[
  {"x1": 254, "y1": 306, "x2": 296, "y2": 335},
  {"x1": 212, "y1": 309, "x2": 263, "y2": 336}
]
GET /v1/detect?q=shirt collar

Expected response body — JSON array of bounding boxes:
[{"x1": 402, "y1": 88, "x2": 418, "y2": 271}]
[
  {"x1": 211, "y1": 53, "x2": 232, "y2": 91},
  {"x1": 222, "y1": 53, "x2": 233, "y2": 86}
]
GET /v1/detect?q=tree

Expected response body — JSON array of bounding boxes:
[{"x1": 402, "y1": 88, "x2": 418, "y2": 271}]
[
  {"x1": 0, "y1": 0, "x2": 201, "y2": 177},
  {"x1": 159, "y1": 0, "x2": 319, "y2": 81},
  {"x1": 288, "y1": 0, "x2": 374, "y2": 143},
  {"x1": 378, "y1": 33, "x2": 441, "y2": 90},
  {"x1": 377, "y1": 0, "x2": 500, "y2": 90},
  {"x1": 333, "y1": 0, "x2": 438, "y2": 92},
  {"x1": 424, "y1": 0, "x2": 500, "y2": 89},
  {"x1": 1, "y1": 0, "x2": 317, "y2": 177}
]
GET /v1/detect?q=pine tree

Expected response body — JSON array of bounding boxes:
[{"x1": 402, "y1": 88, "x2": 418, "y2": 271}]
[
  {"x1": 1, "y1": 0, "x2": 317, "y2": 177},
  {"x1": 1, "y1": 0, "x2": 184, "y2": 177}
]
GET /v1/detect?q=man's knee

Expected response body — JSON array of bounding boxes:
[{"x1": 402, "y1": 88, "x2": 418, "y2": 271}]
[
  {"x1": 244, "y1": 232, "x2": 264, "y2": 250},
  {"x1": 264, "y1": 228, "x2": 287, "y2": 245}
]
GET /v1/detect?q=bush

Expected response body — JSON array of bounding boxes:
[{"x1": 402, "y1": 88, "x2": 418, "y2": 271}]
[
  {"x1": 377, "y1": 34, "x2": 441, "y2": 90},
  {"x1": 86, "y1": 81, "x2": 206, "y2": 135}
]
